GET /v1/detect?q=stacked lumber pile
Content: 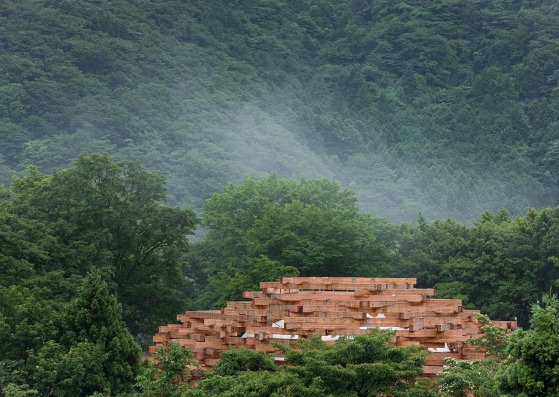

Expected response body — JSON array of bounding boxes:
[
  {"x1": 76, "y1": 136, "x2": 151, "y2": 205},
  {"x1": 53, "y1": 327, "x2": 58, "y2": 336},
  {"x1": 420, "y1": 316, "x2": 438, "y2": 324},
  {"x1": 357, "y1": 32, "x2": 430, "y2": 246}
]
[{"x1": 151, "y1": 277, "x2": 517, "y2": 374}]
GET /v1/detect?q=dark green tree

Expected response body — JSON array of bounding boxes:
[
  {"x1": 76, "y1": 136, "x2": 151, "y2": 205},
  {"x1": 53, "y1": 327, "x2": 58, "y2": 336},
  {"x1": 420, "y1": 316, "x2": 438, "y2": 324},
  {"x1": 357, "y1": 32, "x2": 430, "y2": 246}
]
[
  {"x1": 396, "y1": 208, "x2": 559, "y2": 329},
  {"x1": 188, "y1": 370, "x2": 319, "y2": 397},
  {"x1": 192, "y1": 174, "x2": 391, "y2": 308},
  {"x1": 189, "y1": 371, "x2": 318, "y2": 397},
  {"x1": 0, "y1": 184, "x2": 58, "y2": 288},
  {"x1": 10, "y1": 153, "x2": 198, "y2": 337},
  {"x1": 185, "y1": 331, "x2": 430, "y2": 397},
  {"x1": 31, "y1": 271, "x2": 141, "y2": 397},
  {"x1": 212, "y1": 347, "x2": 276, "y2": 376},
  {"x1": 0, "y1": 267, "x2": 80, "y2": 393},
  {"x1": 497, "y1": 293, "x2": 559, "y2": 396},
  {"x1": 276, "y1": 330, "x2": 428, "y2": 397},
  {"x1": 394, "y1": 215, "x2": 469, "y2": 289}
]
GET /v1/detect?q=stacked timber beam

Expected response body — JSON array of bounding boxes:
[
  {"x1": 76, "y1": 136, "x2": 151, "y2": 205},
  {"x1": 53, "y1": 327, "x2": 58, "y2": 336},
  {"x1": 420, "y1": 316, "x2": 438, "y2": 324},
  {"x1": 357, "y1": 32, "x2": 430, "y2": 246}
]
[{"x1": 151, "y1": 277, "x2": 517, "y2": 375}]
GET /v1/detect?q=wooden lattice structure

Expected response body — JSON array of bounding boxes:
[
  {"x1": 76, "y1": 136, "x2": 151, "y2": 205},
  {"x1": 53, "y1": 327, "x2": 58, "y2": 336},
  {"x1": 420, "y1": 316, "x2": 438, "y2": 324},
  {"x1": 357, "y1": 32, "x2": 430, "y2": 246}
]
[{"x1": 151, "y1": 277, "x2": 517, "y2": 375}]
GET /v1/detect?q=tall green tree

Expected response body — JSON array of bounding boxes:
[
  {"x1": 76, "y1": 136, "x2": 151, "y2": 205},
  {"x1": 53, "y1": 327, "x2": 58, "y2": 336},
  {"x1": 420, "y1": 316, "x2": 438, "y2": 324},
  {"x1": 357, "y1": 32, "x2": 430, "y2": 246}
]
[
  {"x1": 30, "y1": 271, "x2": 141, "y2": 397},
  {"x1": 0, "y1": 275, "x2": 75, "y2": 394},
  {"x1": 497, "y1": 293, "x2": 559, "y2": 396},
  {"x1": 192, "y1": 174, "x2": 391, "y2": 308},
  {"x1": 0, "y1": 184, "x2": 57, "y2": 287},
  {"x1": 394, "y1": 215, "x2": 469, "y2": 289},
  {"x1": 10, "y1": 153, "x2": 198, "y2": 337}
]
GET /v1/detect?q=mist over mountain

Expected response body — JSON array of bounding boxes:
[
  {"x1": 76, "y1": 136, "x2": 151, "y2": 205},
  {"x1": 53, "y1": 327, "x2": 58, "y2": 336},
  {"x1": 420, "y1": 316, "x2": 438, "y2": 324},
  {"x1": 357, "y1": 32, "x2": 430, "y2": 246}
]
[
  {"x1": 1, "y1": 0, "x2": 558, "y2": 223},
  {"x1": 5, "y1": 5, "x2": 559, "y2": 393}
]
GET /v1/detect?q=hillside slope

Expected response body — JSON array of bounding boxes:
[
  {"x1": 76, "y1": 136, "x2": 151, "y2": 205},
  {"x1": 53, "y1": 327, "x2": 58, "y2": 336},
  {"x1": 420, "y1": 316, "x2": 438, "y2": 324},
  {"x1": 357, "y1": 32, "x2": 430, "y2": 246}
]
[{"x1": 1, "y1": 0, "x2": 558, "y2": 222}]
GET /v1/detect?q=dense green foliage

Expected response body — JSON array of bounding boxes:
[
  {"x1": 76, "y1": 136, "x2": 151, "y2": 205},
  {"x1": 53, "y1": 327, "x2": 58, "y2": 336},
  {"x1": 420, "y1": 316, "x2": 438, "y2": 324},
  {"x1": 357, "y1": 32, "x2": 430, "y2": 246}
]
[
  {"x1": 276, "y1": 332, "x2": 428, "y2": 397},
  {"x1": 31, "y1": 271, "x2": 140, "y2": 397},
  {"x1": 183, "y1": 330, "x2": 431, "y2": 397},
  {"x1": 3, "y1": 0, "x2": 559, "y2": 393},
  {"x1": 189, "y1": 174, "x2": 559, "y2": 328},
  {"x1": 212, "y1": 347, "x2": 277, "y2": 376},
  {"x1": 436, "y1": 358, "x2": 501, "y2": 397},
  {"x1": 1, "y1": 272, "x2": 141, "y2": 397},
  {"x1": 1, "y1": 0, "x2": 559, "y2": 222},
  {"x1": 436, "y1": 315, "x2": 508, "y2": 397},
  {"x1": 9, "y1": 153, "x2": 198, "y2": 340},
  {"x1": 393, "y1": 208, "x2": 559, "y2": 328},
  {"x1": 191, "y1": 174, "x2": 390, "y2": 308},
  {"x1": 0, "y1": 154, "x2": 196, "y2": 395},
  {"x1": 497, "y1": 294, "x2": 559, "y2": 396},
  {"x1": 135, "y1": 342, "x2": 195, "y2": 397},
  {"x1": 5, "y1": 157, "x2": 559, "y2": 395}
]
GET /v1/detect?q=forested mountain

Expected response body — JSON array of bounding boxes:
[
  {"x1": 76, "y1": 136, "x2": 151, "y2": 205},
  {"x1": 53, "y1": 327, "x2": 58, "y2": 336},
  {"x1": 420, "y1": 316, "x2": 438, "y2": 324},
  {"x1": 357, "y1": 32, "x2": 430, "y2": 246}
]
[
  {"x1": 3, "y1": 1, "x2": 559, "y2": 394},
  {"x1": 1, "y1": 0, "x2": 558, "y2": 222}
]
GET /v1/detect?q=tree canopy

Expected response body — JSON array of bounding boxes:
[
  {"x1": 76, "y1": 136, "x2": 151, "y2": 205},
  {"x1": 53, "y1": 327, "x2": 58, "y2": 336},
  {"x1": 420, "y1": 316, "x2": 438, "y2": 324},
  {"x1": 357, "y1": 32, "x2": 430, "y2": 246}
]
[
  {"x1": 191, "y1": 174, "x2": 391, "y2": 308},
  {"x1": 183, "y1": 330, "x2": 430, "y2": 397},
  {"x1": 2, "y1": 0, "x2": 559, "y2": 391},
  {"x1": 497, "y1": 294, "x2": 559, "y2": 396},
  {"x1": 1, "y1": 0, "x2": 558, "y2": 222},
  {"x1": 9, "y1": 153, "x2": 198, "y2": 338},
  {"x1": 30, "y1": 271, "x2": 141, "y2": 397},
  {"x1": 4, "y1": 154, "x2": 559, "y2": 396},
  {"x1": 277, "y1": 331, "x2": 428, "y2": 397},
  {"x1": 1, "y1": 272, "x2": 141, "y2": 397}
]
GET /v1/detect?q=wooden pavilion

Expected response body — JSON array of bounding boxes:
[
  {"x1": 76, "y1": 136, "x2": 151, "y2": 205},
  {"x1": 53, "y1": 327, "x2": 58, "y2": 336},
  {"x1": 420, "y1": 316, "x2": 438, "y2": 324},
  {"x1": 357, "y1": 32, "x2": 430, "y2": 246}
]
[{"x1": 151, "y1": 277, "x2": 517, "y2": 375}]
